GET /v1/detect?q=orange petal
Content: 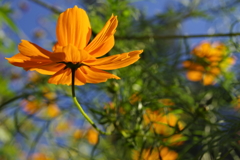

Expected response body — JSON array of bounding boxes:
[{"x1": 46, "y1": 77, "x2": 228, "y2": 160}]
[
  {"x1": 183, "y1": 61, "x2": 204, "y2": 71},
  {"x1": 80, "y1": 66, "x2": 120, "y2": 83},
  {"x1": 209, "y1": 67, "x2": 221, "y2": 76},
  {"x1": 48, "y1": 68, "x2": 72, "y2": 85},
  {"x1": 28, "y1": 63, "x2": 65, "y2": 75},
  {"x1": 186, "y1": 70, "x2": 203, "y2": 81},
  {"x1": 86, "y1": 128, "x2": 99, "y2": 145},
  {"x1": 47, "y1": 104, "x2": 60, "y2": 118},
  {"x1": 85, "y1": 15, "x2": 118, "y2": 57},
  {"x1": 18, "y1": 40, "x2": 51, "y2": 59},
  {"x1": 160, "y1": 147, "x2": 178, "y2": 159},
  {"x1": 56, "y1": 6, "x2": 91, "y2": 49},
  {"x1": 182, "y1": 60, "x2": 192, "y2": 68},
  {"x1": 192, "y1": 42, "x2": 211, "y2": 57},
  {"x1": 203, "y1": 73, "x2": 216, "y2": 85},
  {"x1": 6, "y1": 53, "x2": 65, "y2": 75},
  {"x1": 84, "y1": 50, "x2": 143, "y2": 70},
  {"x1": 75, "y1": 68, "x2": 87, "y2": 85},
  {"x1": 48, "y1": 68, "x2": 87, "y2": 85},
  {"x1": 6, "y1": 53, "x2": 32, "y2": 63}
]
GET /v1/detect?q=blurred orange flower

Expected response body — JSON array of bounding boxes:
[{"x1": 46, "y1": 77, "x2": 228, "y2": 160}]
[
  {"x1": 129, "y1": 93, "x2": 142, "y2": 104},
  {"x1": 31, "y1": 153, "x2": 52, "y2": 160},
  {"x1": 183, "y1": 42, "x2": 235, "y2": 85},
  {"x1": 73, "y1": 128, "x2": 99, "y2": 145},
  {"x1": 6, "y1": 6, "x2": 143, "y2": 85},
  {"x1": 104, "y1": 102, "x2": 126, "y2": 114},
  {"x1": 21, "y1": 99, "x2": 41, "y2": 114},
  {"x1": 55, "y1": 120, "x2": 71, "y2": 135},
  {"x1": 46, "y1": 104, "x2": 60, "y2": 118},
  {"x1": 20, "y1": 98, "x2": 60, "y2": 118},
  {"x1": 158, "y1": 99, "x2": 175, "y2": 106},
  {"x1": 132, "y1": 147, "x2": 178, "y2": 160},
  {"x1": 73, "y1": 129, "x2": 84, "y2": 139},
  {"x1": 192, "y1": 42, "x2": 226, "y2": 62},
  {"x1": 86, "y1": 128, "x2": 99, "y2": 145},
  {"x1": 143, "y1": 109, "x2": 185, "y2": 146}
]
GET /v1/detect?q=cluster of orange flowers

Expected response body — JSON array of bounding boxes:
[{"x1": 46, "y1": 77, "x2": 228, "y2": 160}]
[
  {"x1": 20, "y1": 88, "x2": 60, "y2": 118},
  {"x1": 183, "y1": 42, "x2": 235, "y2": 85},
  {"x1": 133, "y1": 99, "x2": 185, "y2": 160},
  {"x1": 132, "y1": 147, "x2": 178, "y2": 160}
]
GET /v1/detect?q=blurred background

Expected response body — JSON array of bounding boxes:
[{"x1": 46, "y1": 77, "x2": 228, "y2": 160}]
[{"x1": 1, "y1": 0, "x2": 240, "y2": 159}]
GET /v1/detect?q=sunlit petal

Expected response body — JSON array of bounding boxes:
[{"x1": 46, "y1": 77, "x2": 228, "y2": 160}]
[
  {"x1": 80, "y1": 66, "x2": 120, "y2": 83},
  {"x1": 56, "y1": 5, "x2": 91, "y2": 49},
  {"x1": 6, "y1": 53, "x2": 64, "y2": 75},
  {"x1": 18, "y1": 40, "x2": 51, "y2": 59},
  {"x1": 186, "y1": 70, "x2": 203, "y2": 81},
  {"x1": 203, "y1": 74, "x2": 215, "y2": 85},
  {"x1": 85, "y1": 15, "x2": 118, "y2": 57},
  {"x1": 28, "y1": 63, "x2": 65, "y2": 75},
  {"x1": 75, "y1": 68, "x2": 87, "y2": 85},
  {"x1": 84, "y1": 50, "x2": 143, "y2": 70},
  {"x1": 48, "y1": 68, "x2": 72, "y2": 85}
]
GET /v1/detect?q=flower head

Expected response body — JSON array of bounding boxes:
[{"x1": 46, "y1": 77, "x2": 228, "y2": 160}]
[{"x1": 6, "y1": 6, "x2": 143, "y2": 85}]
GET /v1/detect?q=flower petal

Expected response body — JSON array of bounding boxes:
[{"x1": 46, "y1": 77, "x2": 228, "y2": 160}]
[
  {"x1": 56, "y1": 6, "x2": 91, "y2": 49},
  {"x1": 18, "y1": 40, "x2": 51, "y2": 59},
  {"x1": 48, "y1": 68, "x2": 87, "y2": 85},
  {"x1": 186, "y1": 70, "x2": 203, "y2": 81},
  {"x1": 203, "y1": 74, "x2": 216, "y2": 85},
  {"x1": 183, "y1": 61, "x2": 204, "y2": 71},
  {"x1": 6, "y1": 53, "x2": 64, "y2": 75},
  {"x1": 85, "y1": 15, "x2": 118, "y2": 57},
  {"x1": 48, "y1": 68, "x2": 72, "y2": 85},
  {"x1": 80, "y1": 66, "x2": 120, "y2": 83},
  {"x1": 84, "y1": 50, "x2": 143, "y2": 70},
  {"x1": 28, "y1": 63, "x2": 65, "y2": 75},
  {"x1": 75, "y1": 68, "x2": 87, "y2": 85}
]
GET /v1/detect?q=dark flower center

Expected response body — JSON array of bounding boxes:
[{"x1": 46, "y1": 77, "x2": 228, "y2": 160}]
[{"x1": 58, "y1": 62, "x2": 88, "y2": 70}]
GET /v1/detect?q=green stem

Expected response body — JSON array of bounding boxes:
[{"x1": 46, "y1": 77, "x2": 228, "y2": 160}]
[{"x1": 71, "y1": 68, "x2": 110, "y2": 135}]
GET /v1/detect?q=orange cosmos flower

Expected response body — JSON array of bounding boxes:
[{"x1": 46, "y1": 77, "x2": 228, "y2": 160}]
[
  {"x1": 143, "y1": 109, "x2": 185, "y2": 146},
  {"x1": 183, "y1": 42, "x2": 235, "y2": 85},
  {"x1": 6, "y1": 6, "x2": 143, "y2": 85},
  {"x1": 132, "y1": 147, "x2": 178, "y2": 160}
]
